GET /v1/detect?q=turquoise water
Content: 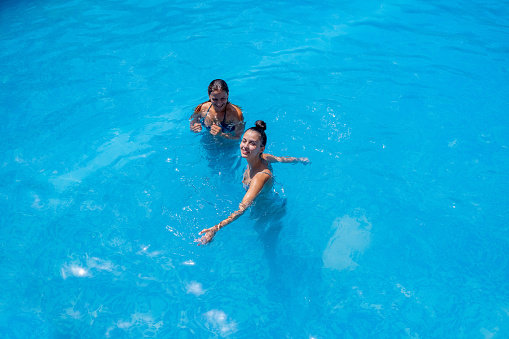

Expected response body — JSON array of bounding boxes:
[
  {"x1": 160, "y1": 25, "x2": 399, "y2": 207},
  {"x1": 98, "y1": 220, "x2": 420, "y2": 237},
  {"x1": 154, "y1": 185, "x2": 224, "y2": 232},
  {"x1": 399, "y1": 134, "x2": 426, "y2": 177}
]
[{"x1": 1, "y1": 0, "x2": 508, "y2": 337}]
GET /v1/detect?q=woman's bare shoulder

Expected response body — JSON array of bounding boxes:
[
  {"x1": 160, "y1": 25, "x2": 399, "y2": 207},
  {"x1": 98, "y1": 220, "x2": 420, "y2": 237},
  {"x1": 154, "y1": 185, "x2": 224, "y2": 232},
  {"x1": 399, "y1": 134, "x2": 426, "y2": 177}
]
[
  {"x1": 194, "y1": 101, "x2": 211, "y2": 114},
  {"x1": 252, "y1": 168, "x2": 272, "y2": 184},
  {"x1": 229, "y1": 103, "x2": 244, "y2": 119}
]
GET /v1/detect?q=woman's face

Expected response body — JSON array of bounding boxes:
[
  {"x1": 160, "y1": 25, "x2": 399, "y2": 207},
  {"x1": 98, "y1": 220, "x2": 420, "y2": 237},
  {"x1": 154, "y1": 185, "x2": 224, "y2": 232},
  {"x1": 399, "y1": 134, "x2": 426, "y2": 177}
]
[
  {"x1": 209, "y1": 90, "x2": 228, "y2": 110},
  {"x1": 240, "y1": 130, "x2": 264, "y2": 159}
]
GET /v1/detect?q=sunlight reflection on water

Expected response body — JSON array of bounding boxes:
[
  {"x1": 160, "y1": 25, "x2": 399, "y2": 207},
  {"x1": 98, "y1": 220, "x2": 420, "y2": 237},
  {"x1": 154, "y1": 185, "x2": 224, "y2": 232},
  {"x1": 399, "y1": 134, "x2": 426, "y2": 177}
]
[{"x1": 322, "y1": 214, "x2": 372, "y2": 271}]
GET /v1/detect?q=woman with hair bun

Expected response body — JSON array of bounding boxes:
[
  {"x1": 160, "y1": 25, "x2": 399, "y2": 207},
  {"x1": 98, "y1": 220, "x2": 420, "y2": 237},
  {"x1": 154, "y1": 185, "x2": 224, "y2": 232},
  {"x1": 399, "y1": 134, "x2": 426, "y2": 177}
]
[
  {"x1": 189, "y1": 79, "x2": 245, "y2": 139},
  {"x1": 196, "y1": 120, "x2": 309, "y2": 245}
]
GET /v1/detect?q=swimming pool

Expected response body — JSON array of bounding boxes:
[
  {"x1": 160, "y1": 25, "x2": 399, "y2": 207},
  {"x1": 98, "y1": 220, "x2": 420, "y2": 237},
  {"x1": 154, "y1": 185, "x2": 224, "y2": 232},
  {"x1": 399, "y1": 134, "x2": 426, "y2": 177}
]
[{"x1": 1, "y1": 0, "x2": 508, "y2": 337}]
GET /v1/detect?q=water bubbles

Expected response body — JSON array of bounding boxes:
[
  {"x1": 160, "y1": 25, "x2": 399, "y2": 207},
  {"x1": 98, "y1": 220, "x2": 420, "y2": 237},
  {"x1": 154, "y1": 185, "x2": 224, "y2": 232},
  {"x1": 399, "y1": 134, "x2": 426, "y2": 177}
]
[
  {"x1": 61, "y1": 257, "x2": 115, "y2": 279},
  {"x1": 136, "y1": 245, "x2": 161, "y2": 257},
  {"x1": 112, "y1": 313, "x2": 163, "y2": 336},
  {"x1": 74, "y1": 267, "x2": 88, "y2": 277},
  {"x1": 322, "y1": 215, "x2": 372, "y2": 271},
  {"x1": 64, "y1": 307, "x2": 82, "y2": 319},
  {"x1": 186, "y1": 281, "x2": 205, "y2": 296},
  {"x1": 204, "y1": 310, "x2": 237, "y2": 336},
  {"x1": 61, "y1": 264, "x2": 91, "y2": 279},
  {"x1": 448, "y1": 139, "x2": 458, "y2": 148}
]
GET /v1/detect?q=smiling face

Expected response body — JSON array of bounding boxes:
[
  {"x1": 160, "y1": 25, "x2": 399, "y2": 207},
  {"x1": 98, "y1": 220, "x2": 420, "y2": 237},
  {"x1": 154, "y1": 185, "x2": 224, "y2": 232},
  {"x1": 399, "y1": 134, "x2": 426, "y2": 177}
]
[
  {"x1": 240, "y1": 130, "x2": 264, "y2": 159},
  {"x1": 209, "y1": 90, "x2": 228, "y2": 110}
]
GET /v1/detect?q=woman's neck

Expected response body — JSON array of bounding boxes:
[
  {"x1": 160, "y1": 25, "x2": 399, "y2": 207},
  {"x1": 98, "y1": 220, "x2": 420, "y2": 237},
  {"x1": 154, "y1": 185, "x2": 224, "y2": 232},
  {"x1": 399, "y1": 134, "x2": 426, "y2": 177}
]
[{"x1": 247, "y1": 155, "x2": 265, "y2": 172}]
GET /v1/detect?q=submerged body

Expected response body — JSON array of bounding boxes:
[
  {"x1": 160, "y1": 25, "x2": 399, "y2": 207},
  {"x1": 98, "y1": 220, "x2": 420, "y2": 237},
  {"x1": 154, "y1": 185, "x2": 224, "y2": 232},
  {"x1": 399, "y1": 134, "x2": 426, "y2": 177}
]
[
  {"x1": 242, "y1": 162, "x2": 273, "y2": 192},
  {"x1": 196, "y1": 121, "x2": 309, "y2": 245},
  {"x1": 189, "y1": 79, "x2": 244, "y2": 139}
]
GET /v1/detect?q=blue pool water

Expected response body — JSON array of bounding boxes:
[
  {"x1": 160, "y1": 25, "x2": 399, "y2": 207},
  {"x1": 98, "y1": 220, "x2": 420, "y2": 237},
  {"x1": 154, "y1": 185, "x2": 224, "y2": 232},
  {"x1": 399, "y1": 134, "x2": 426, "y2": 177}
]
[{"x1": 1, "y1": 0, "x2": 509, "y2": 337}]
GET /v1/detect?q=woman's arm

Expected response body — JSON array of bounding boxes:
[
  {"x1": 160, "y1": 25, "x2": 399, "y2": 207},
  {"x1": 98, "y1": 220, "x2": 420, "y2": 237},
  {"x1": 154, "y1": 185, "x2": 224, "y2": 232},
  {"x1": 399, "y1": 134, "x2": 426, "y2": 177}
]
[
  {"x1": 262, "y1": 153, "x2": 310, "y2": 164},
  {"x1": 232, "y1": 106, "x2": 245, "y2": 139},
  {"x1": 196, "y1": 171, "x2": 271, "y2": 245},
  {"x1": 189, "y1": 103, "x2": 205, "y2": 133},
  {"x1": 214, "y1": 120, "x2": 245, "y2": 140}
]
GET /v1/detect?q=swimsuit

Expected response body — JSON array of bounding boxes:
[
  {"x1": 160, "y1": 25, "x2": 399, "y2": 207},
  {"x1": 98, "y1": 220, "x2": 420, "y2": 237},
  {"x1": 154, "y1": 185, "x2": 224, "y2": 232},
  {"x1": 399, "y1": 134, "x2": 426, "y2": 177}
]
[
  {"x1": 242, "y1": 167, "x2": 273, "y2": 191},
  {"x1": 242, "y1": 165, "x2": 286, "y2": 216},
  {"x1": 200, "y1": 102, "x2": 236, "y2": 133}
]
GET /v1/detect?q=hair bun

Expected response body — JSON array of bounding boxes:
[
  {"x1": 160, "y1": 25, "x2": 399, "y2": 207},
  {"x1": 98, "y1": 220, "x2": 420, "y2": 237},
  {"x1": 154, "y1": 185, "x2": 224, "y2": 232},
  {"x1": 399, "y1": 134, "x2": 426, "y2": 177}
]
[{"x1": 254, "y1": 120, "x2": 267, "y2": 131}]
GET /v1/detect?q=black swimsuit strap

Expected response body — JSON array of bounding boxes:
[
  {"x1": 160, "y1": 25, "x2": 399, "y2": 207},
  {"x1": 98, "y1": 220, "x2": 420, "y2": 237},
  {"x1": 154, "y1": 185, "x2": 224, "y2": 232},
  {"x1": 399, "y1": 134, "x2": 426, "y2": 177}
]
[
  {"x1": 222, "y1": 102, "x2": 229, "y2": 124},
  {"x1": 206, "y1": 101, "x2": 228, "y2": 123}
]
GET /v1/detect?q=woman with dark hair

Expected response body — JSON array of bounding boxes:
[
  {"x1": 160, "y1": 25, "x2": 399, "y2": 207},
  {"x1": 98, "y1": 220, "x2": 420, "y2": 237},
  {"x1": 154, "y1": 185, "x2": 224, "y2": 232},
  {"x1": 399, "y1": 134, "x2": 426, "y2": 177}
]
[
  {"x1": 189, "y1": 79, "x2": 245, "y2": 139},
  {"x1": 196, "y1": 120, "x2": 309, "y2": 245}
]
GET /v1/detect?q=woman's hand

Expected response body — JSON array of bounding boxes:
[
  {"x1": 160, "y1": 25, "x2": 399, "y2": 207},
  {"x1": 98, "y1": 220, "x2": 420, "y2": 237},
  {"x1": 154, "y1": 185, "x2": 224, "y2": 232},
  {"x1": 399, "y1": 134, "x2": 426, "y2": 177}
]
[
  {"x1": 195, "y1": 226, "x2": 218, "y2": 245},
  {"x1": 299, "y1": 157, "x2": 310, "y2": 164},
  {"x1": 209, "y1": 124, "x2": 222, "y2": 136},
  {"x1": 190, "y1": 122, "x2": 202, "y2": 133}
]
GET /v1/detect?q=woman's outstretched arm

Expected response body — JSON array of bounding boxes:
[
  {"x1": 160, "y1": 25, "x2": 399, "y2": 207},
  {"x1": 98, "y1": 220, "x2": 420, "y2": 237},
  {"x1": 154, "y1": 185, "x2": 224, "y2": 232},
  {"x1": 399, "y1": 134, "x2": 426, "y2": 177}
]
[
  {"x1": 262, "y1": 153, "x2": 310, "y2": 164},
  {"x1": 196, "y1": 171, "x2": 271, "y2": 245}
]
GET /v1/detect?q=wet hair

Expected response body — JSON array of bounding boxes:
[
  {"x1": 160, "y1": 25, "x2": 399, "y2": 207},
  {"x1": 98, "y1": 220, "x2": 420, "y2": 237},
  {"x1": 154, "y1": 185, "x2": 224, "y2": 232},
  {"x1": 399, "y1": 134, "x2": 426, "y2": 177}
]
[
  {"x1": 246, "y1": 120, "x2": 267, "y2": 147},
  {"x1": 207, "y1": 79, "x2": 229, "y2": 95}
]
